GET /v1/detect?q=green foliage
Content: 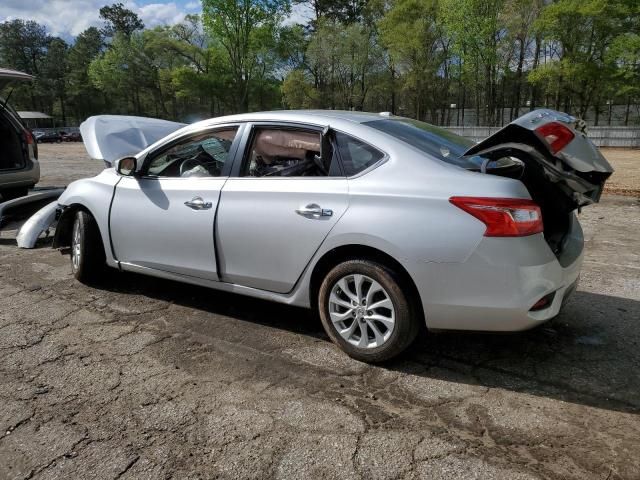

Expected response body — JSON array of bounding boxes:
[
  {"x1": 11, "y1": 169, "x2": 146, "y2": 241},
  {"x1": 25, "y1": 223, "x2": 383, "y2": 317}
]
[
  {"x1": 99, "y1": 2, "x2": 145, "y2": 38},
  {"x1": 202, "y1": 0, "x2": 291, "y2": 112},
  {"x1": 281, "y1": 69, "x2": 319, "y2": 108},
  {"x1": 0, "y1": 0, "x2": 638, "y2": 125}
]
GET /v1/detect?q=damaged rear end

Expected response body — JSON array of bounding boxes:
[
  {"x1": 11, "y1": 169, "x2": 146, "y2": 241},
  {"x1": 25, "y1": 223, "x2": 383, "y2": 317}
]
[
  {"x1": 462, "y1": 109, "x2": 613, "y2": 259},
  {"x1": 366, "y1": 109, "x2": 612, "y2": 330}
]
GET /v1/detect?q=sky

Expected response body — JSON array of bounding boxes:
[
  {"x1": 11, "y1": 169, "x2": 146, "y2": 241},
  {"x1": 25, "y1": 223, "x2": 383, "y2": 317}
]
[{"x1": 0, "y1": 0, "x2": 313, "y2": 41}]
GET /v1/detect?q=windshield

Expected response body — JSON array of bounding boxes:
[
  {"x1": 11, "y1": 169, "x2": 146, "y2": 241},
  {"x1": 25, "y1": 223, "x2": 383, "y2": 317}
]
[{"x1": 364, "y1": 118, "x2": 485, "y2": 169}]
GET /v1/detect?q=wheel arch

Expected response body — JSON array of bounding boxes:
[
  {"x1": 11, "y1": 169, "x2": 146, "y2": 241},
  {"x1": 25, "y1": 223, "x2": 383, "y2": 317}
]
[
  {"x1": 309, "y1": 244, "x2": 424, "y2": 324},
  {"x1": 53, "y1": 203, "x2": 105, "y2": 252}
]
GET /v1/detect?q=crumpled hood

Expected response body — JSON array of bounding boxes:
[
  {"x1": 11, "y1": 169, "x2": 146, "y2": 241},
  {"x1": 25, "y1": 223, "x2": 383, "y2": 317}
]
[{"x1": 80, "y1": 115, "x2": 186, "y2": 164}]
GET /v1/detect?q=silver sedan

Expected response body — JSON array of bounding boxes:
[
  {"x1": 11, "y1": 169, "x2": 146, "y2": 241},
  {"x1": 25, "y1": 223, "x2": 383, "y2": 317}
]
[{"x1": 53, "y1": 110, "x2": 612, "y2": 362}]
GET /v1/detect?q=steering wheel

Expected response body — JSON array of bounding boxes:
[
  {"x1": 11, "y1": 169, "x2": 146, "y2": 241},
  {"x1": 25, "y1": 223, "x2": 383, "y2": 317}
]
[{"x1": 180, "y1": 157, "x2": 206, "y2": 176}]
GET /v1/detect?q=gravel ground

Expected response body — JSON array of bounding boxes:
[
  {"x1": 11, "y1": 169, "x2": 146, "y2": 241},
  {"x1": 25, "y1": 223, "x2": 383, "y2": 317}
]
[
  {"x1": 0, "y1": 143, "x2": 638, "y2": 479},
  {"x1": 599, "y1": 148, "x2": 640, "y2": 196}
]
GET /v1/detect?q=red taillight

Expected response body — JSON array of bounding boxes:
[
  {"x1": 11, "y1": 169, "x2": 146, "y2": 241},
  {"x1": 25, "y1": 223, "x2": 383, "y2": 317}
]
[
  {"x1": 24, "y1": 130, "x2": 34, "y2": 145},
  {"x1": 535, "y1": 122, "x2": 574, "y2": 154},
  {"x1": 530, "y1": 292, "x2": 555, "y2": 311},
  {"x1": 449, "y1": 197, "x2": 543, "y2": 237}
]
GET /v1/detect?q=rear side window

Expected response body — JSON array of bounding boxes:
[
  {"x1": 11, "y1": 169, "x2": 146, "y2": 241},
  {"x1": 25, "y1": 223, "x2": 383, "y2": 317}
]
[
  {"x1": 364, "y1": 118, "x2": 481, "y2": 169},
  {"x1": 335, "y1": 132, "x2": 384, "y2": 176}
]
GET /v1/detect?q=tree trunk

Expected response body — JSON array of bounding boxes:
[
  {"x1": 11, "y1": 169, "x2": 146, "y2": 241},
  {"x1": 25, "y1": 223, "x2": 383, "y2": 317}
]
[
  {"x1": 513, "y1": 37, "x2": 526, "y2": 120},
  {"x1": 390, "y1": 62, "x2": 396, "y2": 114},
  {"x1": 625, "y1": 96, "x2": 631, "y2": 126},
  {"x1": 530, "y1": 35, "x2": 542, "y2": 110}
]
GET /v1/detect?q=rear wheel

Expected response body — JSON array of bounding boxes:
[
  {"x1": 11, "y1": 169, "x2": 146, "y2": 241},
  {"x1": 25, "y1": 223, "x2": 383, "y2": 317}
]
[
  {"x1": 70, "y1": 210, "x2": 106, "y2": 284},
  {"x1": 318, "y1": 259, "x2": 420, "y2": 362}
]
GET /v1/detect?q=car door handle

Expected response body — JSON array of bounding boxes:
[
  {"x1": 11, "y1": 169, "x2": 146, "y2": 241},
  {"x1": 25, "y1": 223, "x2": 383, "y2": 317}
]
[
  {"x1": 296, "y1": 203, "x2": 333, "y2": 218},
  {"x1": 184, "y1": 197, "x2": 212, "y2": 210}
]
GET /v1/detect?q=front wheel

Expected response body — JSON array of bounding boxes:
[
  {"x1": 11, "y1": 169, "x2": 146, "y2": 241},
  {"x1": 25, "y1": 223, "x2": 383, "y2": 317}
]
[
  {"x1": 70, "y1": 210, "x2": 106, "y2": 284},
  {"x1": 318, "y1": 259, "x2": 420, "y2": 362}
]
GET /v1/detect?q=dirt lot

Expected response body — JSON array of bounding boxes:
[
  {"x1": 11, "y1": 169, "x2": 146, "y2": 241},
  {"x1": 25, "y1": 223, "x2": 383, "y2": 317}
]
[
  {"x1": 599, "y1": 148, "x2": 640, "y2": 196},
  {"x1": 0, "y1": 144, "x2": 639, "y2": 479}
]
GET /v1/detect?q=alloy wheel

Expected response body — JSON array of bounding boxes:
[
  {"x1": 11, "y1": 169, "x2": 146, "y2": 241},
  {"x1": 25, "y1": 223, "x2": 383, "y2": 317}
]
[
  {"x1": 328, "y1": 274, "x2": 395, "y2": 348},
  {"x1": 71, "y1": 220, "x2": 81, "y2": 270}
]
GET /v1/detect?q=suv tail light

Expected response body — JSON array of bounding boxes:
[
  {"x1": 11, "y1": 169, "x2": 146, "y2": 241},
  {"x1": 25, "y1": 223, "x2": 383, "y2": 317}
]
[
  {"x1": 24, "y1": 130, "x2": 34, "y2": 145},
  {"x1": 535, "y1": 122, "x2": 574, "y2": 154},
  {"x1": 449, "y1": 197, "x2": 543, "y2": 237}
]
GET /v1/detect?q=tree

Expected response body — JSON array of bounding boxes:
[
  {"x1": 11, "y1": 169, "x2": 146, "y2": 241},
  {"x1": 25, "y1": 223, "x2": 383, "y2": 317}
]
[
  {"x1": 89, "y1": 33, "x2": 158, "y2": 115},
  {"x1": 608, "y1": 32, "x2": 640, "y2": 125},
  {"x1": 530, "y1": 0, "x2": 633, "y2": 119},
  {"x1": 41, "y1": 37, "x2": 69, "y2": 123},
  {"x1": 67, "y1": 27, "x2": 105, "y2": 123},
  {"x1": 441, "y1": 0, "x2": 507, "y2": 125},
  {"x1": 99, "y1": 2, "x2": 145, "y2": 38},
  {"x1": 281, "y1": 69, "x2": 319, "y2": 108},
  {"x1": 306, "y1": 19, "x2": 379, "y2": 110},
  {"x1": 379, "y1": 0, "x2": 445, "y2": 120},
  {"x1": 0, "y1": 19, "x2": 51, "y2": 110},
  {"x1": 202, "y1": 0, "x2": 291, "y2": 112}
]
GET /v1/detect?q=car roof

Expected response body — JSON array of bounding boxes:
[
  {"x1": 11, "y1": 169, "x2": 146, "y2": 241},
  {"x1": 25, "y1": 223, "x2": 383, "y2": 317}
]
[{"x1": 194, "y1": 110, "x2": 391, "y2": 126}]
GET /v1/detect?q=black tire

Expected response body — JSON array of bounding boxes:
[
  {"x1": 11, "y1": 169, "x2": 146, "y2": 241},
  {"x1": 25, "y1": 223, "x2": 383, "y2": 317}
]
[
  {"x1": 0, "y1": 187, "x2": 29, "y2": 201},
  {"x1": 70, "y1": 210, "x2": 106, "y2": 284},
  {"x1": 318, "y1": 259, "x2": 420, "y2": 363}
]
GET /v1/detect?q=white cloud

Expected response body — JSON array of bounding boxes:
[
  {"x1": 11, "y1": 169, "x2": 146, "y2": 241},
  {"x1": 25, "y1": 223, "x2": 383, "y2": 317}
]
[
  {"x1": 0, "y1": 0, "x2": 189, "y2": 39},
  {"x1": 284, "y1": 2, "x2": 314, "y2": 26},
  {"x1": 137, "y1": 3, "x2": 186, "y2": 28},
  {"x1": 1, "y1": 0, "x2": 104, "y2": 37}
]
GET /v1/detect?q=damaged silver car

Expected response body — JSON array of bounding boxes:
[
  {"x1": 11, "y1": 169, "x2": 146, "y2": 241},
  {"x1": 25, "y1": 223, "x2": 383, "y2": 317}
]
[{"x1": 48, "y1": 109, "x2": 612, "y2": 362}]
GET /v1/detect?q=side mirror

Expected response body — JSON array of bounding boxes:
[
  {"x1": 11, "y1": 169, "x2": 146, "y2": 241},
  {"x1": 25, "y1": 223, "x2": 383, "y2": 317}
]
[{"x1": 115, "y1": 156, "x2": 137, "y2": 176}]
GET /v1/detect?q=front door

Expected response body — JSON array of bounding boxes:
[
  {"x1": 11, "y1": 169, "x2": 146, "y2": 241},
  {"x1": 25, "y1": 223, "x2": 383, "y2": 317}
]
[
  {"x1": 216, "y1": 123, "x2": 349, "y2": 293},
  {"x1": 109, "y1": 126, "x2": 240, "y2": 280}
]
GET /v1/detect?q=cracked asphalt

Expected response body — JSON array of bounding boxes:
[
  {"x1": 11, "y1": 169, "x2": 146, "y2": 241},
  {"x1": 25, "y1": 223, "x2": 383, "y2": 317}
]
[{"x1": 0, "y1": 144, "x2": 639, "y2": 479}]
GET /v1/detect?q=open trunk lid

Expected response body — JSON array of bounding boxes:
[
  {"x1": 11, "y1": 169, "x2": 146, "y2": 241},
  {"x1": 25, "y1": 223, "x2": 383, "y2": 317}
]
[
  {"x1": 0, "y1": 68, "x2": 33, "y2": 92},
  {"x1": 80, "y1": 115, "x2": 186, "y2": 165},
  {"x1": 464, "y1": 109, "x2": 613, "y2": 208}
]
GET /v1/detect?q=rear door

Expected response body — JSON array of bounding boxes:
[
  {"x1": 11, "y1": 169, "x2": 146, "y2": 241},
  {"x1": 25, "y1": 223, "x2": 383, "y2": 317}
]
[
  {"x1": 464, "y1": 109, "x2": 613, "y2": 207},
  {"x1": 216, "y1": 122, "x2": 348, "y2": 293},
  {"x1": 109, "y1": 126, "x2": 241, "y2": 280}
]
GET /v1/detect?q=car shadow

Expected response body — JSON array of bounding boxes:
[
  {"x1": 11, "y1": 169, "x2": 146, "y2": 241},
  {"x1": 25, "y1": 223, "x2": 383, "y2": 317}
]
[{"x1": 94, "y1": 270, "x2": 640, "y2": 415}]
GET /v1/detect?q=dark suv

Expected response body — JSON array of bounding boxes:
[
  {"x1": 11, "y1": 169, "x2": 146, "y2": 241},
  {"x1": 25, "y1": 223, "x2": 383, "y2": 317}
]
[{"x1": 0, "y1": 68, "x2": 40, "y2": 201}]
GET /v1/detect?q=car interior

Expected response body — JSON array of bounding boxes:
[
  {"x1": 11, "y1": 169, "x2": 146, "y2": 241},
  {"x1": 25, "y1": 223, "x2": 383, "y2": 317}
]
[
  {"x1": 143, "y1": 125, "x2": 383, "y2": 179},
  {"x1": 0, "y1": 111, "x2": 24, "y2": 171},
  {"x1": 145, "y1": 128, "x2": 238, "y2": 178},
  {"x1": 244, "y1": 128, "x2": 328, "y2": 177}
]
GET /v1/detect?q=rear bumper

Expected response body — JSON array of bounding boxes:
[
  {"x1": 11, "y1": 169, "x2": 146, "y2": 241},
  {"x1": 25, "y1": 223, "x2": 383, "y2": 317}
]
[{"x1": 411, "y1": 217, "x2": 584, "y2": 331}]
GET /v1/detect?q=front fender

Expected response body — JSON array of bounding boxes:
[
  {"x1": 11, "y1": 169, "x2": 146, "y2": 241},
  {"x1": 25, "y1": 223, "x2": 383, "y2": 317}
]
[{"x1": 54, "y1": 170, "x2": 120, "y2": 266}]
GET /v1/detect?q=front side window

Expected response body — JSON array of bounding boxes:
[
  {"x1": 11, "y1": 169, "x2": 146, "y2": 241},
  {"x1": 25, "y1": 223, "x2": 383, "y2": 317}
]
[
  {"x1": 146, "y1": 127, "x2": 238, "y2": 178},
  {"x1": 243, "y1": 127, "x2": 340, "y2": 177}
]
